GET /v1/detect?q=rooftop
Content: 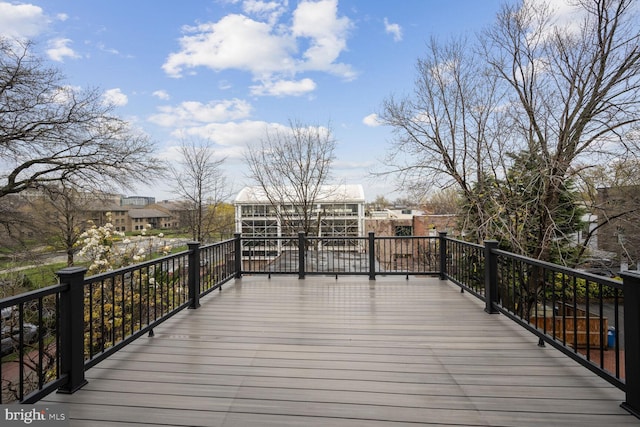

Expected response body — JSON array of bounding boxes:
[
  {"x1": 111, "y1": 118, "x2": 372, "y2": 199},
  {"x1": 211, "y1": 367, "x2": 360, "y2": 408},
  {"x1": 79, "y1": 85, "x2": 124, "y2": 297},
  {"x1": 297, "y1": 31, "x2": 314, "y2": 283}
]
[
  {"x1": 42, "y1": 275, "x2": 635, "y2": 426},
  {"x1": 234, "y1": 184, "x2": 365, "y2": 205}
]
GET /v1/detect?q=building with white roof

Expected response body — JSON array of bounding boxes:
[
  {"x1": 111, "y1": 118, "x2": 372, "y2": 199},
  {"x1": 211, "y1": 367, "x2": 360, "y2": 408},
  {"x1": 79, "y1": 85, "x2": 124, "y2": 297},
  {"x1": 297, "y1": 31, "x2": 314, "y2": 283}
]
[{"x1": 234, "y1": 184, "x2": 366, "y2": 238}]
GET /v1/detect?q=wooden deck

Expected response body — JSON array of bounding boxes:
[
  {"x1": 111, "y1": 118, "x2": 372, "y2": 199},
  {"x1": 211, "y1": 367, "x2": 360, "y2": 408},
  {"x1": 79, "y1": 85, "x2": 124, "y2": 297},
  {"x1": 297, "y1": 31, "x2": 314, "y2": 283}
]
[{"x1": 43, "y1": 276, "x2": 638, "y2": 426}]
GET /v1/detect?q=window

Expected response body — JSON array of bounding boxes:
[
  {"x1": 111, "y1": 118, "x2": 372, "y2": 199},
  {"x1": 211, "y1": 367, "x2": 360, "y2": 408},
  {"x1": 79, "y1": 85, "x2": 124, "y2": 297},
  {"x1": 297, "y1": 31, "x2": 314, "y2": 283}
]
[{"x1": 395, "y1": 226, "x2": 412, "y2": 236}]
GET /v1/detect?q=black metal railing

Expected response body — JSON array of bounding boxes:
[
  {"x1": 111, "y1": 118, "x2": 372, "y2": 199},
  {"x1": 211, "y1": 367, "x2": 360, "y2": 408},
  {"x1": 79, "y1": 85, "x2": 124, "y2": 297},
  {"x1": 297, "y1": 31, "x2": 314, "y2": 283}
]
[
  {"x1": 1, "y1": 232, "x2": 639, "y2": 417},
  {"x1": 240, "y1": 236, "x2": 301, "y2": 275},
  {"x1": 82, "y1": 252, "x2": 190, "y2": 370},
  {"x1": 443, "y1": 237, "x2": 486, "y2": 298},
  {"x1": 493, "y1": 249, "x2": 623, "y2": 386},
  {"x1": 440, "y1": 237, "x2": 639, "y2": 418},
  {"x1": 0, "y1": 238, "x2": 236, "y2": 404},
  {"x1": 239, "y1": 232, "x2": 441, "y2": 278},
  {"x1": 0, "y1": 285, "x2": 64, "y2": 404}
]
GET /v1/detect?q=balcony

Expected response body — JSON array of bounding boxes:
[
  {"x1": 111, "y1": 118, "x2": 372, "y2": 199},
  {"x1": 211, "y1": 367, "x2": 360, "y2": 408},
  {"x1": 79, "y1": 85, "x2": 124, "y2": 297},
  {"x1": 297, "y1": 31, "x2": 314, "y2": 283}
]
[{"x1": 2, "y1": 234, "x2": 640, "y2": 425}]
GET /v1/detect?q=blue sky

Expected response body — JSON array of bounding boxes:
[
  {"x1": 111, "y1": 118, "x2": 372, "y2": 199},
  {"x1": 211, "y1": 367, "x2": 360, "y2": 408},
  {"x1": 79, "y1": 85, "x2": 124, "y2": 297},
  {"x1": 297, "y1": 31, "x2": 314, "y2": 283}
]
[{"x1": 0, "y1": 0, "x2": 512, "y2": 202}]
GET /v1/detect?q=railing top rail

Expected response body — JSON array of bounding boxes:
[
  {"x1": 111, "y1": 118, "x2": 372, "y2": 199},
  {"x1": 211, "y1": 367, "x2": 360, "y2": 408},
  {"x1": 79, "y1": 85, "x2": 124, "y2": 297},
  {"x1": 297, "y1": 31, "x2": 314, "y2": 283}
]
[
  {"x1": 0, "y1": 282, "x2": 68, "y2": 307},
  {"x1": 200, "y1": 238, "x2": 236, "y2": 250},
  {"x1": 373, "y1": 235, "x2": 438, "y2": 240},
  {"x1": 241, "y1": 236, "x2": 296, "y2": 240},
  {"x1": 493, "y1": 247, "x2": 623, "y2": 290},
  {"x1": 83, "y1": 249, "x2": 190, "y2": 282},
  {"x1": 444, "y1": 237, "x2": 484, "y2": 249},
  {"x1": 306, "y1": 236, "x2": 367, "y2": 240},
  {"x1": 240, "y1": 235, "x2": 437, "y2": 241}
]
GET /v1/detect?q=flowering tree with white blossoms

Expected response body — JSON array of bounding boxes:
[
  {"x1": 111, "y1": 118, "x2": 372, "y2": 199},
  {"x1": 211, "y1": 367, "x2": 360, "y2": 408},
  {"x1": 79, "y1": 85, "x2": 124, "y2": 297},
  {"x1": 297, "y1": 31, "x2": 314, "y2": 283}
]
[
  {"x1": 75, "y1": 213, "x2": 177, "y2": 357},
  {"x1": 76, "y1": 213, "x2": 172, "y2": 275}
]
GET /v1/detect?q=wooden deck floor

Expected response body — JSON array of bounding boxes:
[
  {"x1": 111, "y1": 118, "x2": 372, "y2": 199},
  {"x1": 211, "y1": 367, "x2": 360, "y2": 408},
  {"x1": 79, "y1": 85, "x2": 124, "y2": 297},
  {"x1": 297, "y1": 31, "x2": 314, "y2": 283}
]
[{"x1": 43, "y1": 276, "x2": 638, "y2": 426}]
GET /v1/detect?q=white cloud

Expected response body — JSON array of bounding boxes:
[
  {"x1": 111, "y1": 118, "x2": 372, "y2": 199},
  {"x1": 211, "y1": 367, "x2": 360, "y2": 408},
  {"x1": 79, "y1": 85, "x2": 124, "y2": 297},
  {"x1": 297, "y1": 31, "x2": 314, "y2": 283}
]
[
  {"x1": 0, "y1": 2, "x2": 48, "y2": 39},
  {"x1": 163, "y1": 14, "x2": 296, "y2": 78},
  {"x1": 46, "y1": 38, "x2": 80, "y2": 62},
  {"x1": 103, "y1": 88, "x2": 128, "y2": 106},
  {"x1": 152, "y1": 90, "x2": 171, "y2": 100},
  {"x1": 148, "y1": 99, "x2": 253, "y2": 127},
  {"x1": 242, "y1": 0, "x2": 287, "y2": 24},
  {"x1": 362, "y1": 113, "x2": 381, "y2": 127},
  {"x1": 50, "y1": 85, "x2": 82, "y2": 104},
  {"x1": 97, "y1": 42, "x2": 120, "y2": 55},
  {"x1": 383, "y1": 17, "x2": 402, "y2": 42},
  {"x1": 553, "y1": 1, "x2": 596, "y2": 35},
  {"x1": 171, "y1": 120, "x2": 288, "y2": 160},
  {"x1": 162, "y1": 0, "x2": 355, "y2": 95},
  {"x1": 530, "y1": 0, "x2": 585, "y2": 40},
  {"x1": 291, "y1": 0, "x2": 354, "y2": 77},
  {"x1": 250, "y1": 78, "x2": 316, "y2": 97}
]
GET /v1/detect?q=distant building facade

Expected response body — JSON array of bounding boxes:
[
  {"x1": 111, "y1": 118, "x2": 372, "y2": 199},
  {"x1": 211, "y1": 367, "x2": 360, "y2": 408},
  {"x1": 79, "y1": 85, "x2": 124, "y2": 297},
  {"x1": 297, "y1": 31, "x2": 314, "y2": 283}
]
[
  {"x1": 364, "y1": 209, "x2": 459, "y2": 272},
  {"x1": 234, "y1": 184, "x2": 366, "y2": 238},
  {"x1": 364, "y1": 209, "x2": 459, "y2": 238},
  {"x1": 596, "y1": 186, "x2": 640, "y2": 266}
]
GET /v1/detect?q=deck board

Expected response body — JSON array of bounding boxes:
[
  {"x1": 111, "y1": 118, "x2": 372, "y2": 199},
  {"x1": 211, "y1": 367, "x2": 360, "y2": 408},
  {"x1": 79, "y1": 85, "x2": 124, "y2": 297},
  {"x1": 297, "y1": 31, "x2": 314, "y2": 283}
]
[{"x1": 42, "y1": 276, "x2": 638, "y2": 426}]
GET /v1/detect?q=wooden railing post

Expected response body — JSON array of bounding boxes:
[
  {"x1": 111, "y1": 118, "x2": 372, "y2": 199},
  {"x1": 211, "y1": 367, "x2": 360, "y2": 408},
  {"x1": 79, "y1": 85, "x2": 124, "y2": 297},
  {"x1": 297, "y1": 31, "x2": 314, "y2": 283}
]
[
  {"x1": 439, "y1": 232, "x2": 448, "y2": 280},
  {"x1": 620, "y1": 272, "x2": 640, "y2": 418},
  {"x1": 484, "y1": 240, "x2": 499, "y2": 314},
  {"x1": 188, "y1": 242, "x2": 201, "y2": 309},
  {"x1": 298, "y1": 232, "x2": 306, "y2": 279},
  {"x1": 234, "y1": 233, "x2": 242, "y2": 279},
  {"x1": 368, "y1": 232, "x2": 376, "y2": 280},
  {"x1": 56, "y1": 266, "x2": 88, "y2": 394}
]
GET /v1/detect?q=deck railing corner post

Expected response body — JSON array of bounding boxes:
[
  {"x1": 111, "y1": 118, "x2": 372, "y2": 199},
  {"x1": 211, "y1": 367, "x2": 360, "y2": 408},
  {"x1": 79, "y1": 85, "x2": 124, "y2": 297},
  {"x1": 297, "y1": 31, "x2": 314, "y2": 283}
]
[
  {"x1": 620, "y1": 272, "x2": 640, "y2": 418},
  {"x1": 484, "y1": 240, "x2": 499, "y2": 314},
  {"x1": 188, "y1": 241, "x2": 201, "y2": 309},
  {"x1": 56, "y1": 266, "x2": 88, "y2": 395},
  {"x1": 234, "y1": 233, "x2": 242, "y2": 278},
  {"x1": 368, "y1": 231, "x2": 376, "y2": 280},
  {"x1": 298, "y1": 232, "x2": 306, "y2": 279},
  {"x1": 439, "y1": 231, "x2": 448, "y2": 280}
]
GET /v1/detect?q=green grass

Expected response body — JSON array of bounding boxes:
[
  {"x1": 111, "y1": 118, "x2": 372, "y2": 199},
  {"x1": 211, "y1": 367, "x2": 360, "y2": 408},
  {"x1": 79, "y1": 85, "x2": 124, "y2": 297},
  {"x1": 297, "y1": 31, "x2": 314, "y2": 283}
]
[
  {"x1": 0, "y1": 262, "x2": 69, "y2": 296},
  {"x1": 1, "y1": 238, "x2": 190, "y2": 298}
]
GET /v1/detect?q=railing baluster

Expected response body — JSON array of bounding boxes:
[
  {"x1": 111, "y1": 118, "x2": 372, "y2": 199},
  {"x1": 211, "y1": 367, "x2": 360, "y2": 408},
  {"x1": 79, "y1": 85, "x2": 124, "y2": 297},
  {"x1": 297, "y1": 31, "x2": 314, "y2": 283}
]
[
  {"x1": 111, "y1": 276, "x2": 116, "y2": 348},
  {"x1": 56, "y1": 266, "x2": 88, "y2": 395},
  {"x1": 188, "y1": 242, "x2": 201, "y2": 309},
  {"x1": 368, "y1": 232, "x2": 376, "y2": 280},
  {"x1": 38, "y1": 297, "x2": 43, "y2": 390},
  {"x1": 298, "y1": 232, "x2": 306, "y2": 279},
  {"x1": 620, "y1": 272, "x2": 640, "y2": 418},
  {"x1": 121, "y1": 272, "x2": 126, "y2": 342},
  {"x1": 439, "y1": 232, "x2": 447, "y2": 280},
  {"x1": 18, "y1": 302, "x2": 24, "y2": 400},
  {"x1": 234, "y1": 233, "x2": 242, "y2": 278},
  {"x1": 484, "y1": 240, "x2": 499, "y2": 314},
  {"x1": 614, "y1": 288, "x2": 620, "y2": 379}
]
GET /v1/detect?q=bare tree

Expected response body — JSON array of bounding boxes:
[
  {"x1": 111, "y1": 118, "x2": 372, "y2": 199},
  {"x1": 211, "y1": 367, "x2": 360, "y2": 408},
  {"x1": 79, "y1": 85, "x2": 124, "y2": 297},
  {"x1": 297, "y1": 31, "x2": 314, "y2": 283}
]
[
  {"x1": 368, "y1": 195, "x2": 392, "y2": 212},
  {"x1": 423, "y1": 188, "x2": 461, "y2": 215},
  {"x1": 170, "y1": 139, "x2": 230, "y2": 242},
  {"x1": 28, "y1": 184, "x2": 110, "y2": 266},
  {"x1": 0, "y1": 38, "x2": 163, "y2": 198},
  {"x1": 244, "y1": 120, "x2": 336, "y2": 236},
  {"x1": 381, "y1": 36, "x2": 504, "y2": 242},
  {"x1": 205, "y1": 202, "x2": 236, "y2": 240},
  {"x1": 382, "y1": 0, "x2": 640, "y2": 262},
  {"x1": 483, "y1": 0, "x2": 640, "y2": 260}
]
